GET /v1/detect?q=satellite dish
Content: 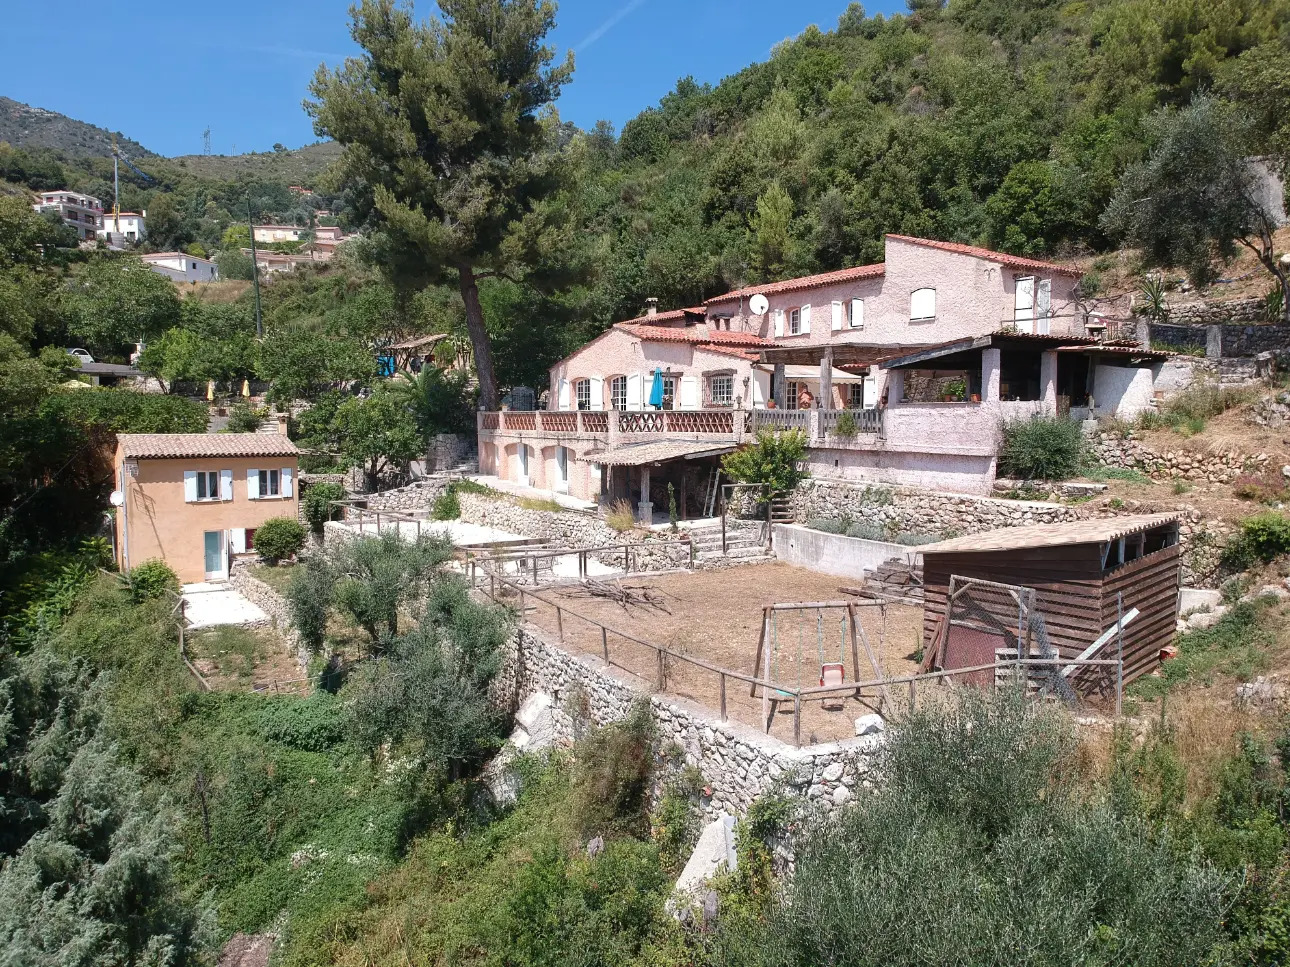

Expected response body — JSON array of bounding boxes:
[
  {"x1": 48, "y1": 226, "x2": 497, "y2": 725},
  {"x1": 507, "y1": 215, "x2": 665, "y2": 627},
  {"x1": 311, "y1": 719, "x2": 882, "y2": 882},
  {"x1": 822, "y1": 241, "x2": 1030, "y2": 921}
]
[
  {"x1": 749, "y1": 294, "x2": 770, "y2": 316},
  {"x1": 109, "y1": 490, "x2": 124, "y2": 507}
]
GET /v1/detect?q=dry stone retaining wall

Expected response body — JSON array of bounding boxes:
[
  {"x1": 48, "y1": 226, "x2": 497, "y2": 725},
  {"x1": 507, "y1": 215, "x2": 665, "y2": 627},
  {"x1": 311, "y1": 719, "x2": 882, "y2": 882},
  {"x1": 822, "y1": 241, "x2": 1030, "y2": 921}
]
[
  {"x1": 495, "y1": 623, "x2": 880, "y2": 824},
  {"x1": 228, "y1": 563, "x2": 306, "y2": 666},
  {"x1": 1089, "y1": 430, "x2": 1267, "y2": 483},
  {"x1": 458, "y1": 492, "x2": 692, "y2": 571}
]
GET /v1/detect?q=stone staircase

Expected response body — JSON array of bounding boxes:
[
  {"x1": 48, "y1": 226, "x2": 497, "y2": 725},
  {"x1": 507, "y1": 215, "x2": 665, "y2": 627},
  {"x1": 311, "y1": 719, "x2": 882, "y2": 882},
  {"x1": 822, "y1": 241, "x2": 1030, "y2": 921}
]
[
  {"x1": 858, "y1": 555, "x2": 925, "y2": 604},
  {"x1": 685, "y1": 518, "x2": 771, "y2": 564}
]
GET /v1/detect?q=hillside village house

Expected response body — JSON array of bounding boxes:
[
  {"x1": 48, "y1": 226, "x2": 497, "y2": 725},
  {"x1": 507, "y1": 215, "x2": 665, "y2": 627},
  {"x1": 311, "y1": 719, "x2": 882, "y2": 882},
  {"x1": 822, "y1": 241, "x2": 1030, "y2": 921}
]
[
  {"x1": 99, "y1": 210, "x2": 146, "y2": 243},
  {"x1": 142, "y1": 252, "x2": 219, "y2": 283},
  {"x1": 33, "y1": 189, "x2": 102, "y2": 240},
  {"x1": 478, "y1": 234, "x2": 1173, "y2": 512},
  {"x1": 112, "y1": 433, "x2": 299, "y2": 583}
]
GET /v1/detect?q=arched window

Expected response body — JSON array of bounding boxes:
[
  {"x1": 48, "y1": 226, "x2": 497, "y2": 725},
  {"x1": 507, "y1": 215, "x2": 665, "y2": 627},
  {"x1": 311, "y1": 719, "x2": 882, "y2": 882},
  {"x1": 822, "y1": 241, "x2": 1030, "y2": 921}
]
[{"x1": 910, "y1": 288, "x2": 936, "y2": 321}]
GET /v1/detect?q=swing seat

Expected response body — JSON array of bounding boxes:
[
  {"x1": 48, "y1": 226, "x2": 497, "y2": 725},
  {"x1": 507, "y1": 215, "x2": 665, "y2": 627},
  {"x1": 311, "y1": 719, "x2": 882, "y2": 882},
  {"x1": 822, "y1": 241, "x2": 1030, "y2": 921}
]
[{"x1": 820, "y1": 662, "x2": 845, "y2": 688}]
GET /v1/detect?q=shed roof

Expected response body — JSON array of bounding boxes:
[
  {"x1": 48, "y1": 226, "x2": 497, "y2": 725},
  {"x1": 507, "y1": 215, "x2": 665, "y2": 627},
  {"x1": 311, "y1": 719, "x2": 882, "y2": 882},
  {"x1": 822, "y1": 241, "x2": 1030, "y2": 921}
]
[
  {"x1": 118, "y1": 433, "x2": 300, "y2": 459},
  {"x1": 880, "y1": 332, "x2": 1098, "y2": 370},
  {"x1": 578, "y1": 440, "x2": 736, "y2": 466},
  {"x1": 916, "y1": 514, "x2": 1180, "y2": 554}
]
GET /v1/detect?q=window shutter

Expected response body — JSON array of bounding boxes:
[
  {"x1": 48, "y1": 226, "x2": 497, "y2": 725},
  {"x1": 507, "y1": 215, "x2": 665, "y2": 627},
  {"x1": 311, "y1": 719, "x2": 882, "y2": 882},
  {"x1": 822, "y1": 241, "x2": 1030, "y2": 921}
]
[
  {"x1": 247, "y1": 468, "x2": 259, "y2": 500},
  {"x1": 230, "y1": 528, "x2": 247, "y2": 554},
  {"x1": 679, "y1": 376, "x2": 699, "y2": 409},
  {"x1": 911, "y1": 288, "x2": 936, "y2": 320},
  {"x1": 220, "y1": 469, "x2": 233, "y2": 501},
  {"x1": 800, "y1": 304, "x2": 812, "y2": 333},
  {"x1": 772, "y1": 309, "x2": 784, "y2": 337},
  {"x1": 1014, "y1": 276, "x2": 1035, "y2": 332},
  {"x1": 830, "y1": 301, "x2": 844, "y2": 331},
  {"x1": 752, "y1": 370, "x2": 769, "y2": 406},
  {"x1": 626, "y1": 373, "x2": 642, "y2": 410},
  {"x1": 557, "y1": 379, "x2": 571, "y2": 411},
  {"x1": 851, "y1": 299, "x2": 864, "y2": 329},
  {"x1": 281, "y1": 467, "x2": 294, "y2": 498},
  {"x1": 1037, "y1": 279, "x2": 1052, "y2": 335},
  {"x1": 863, "y1": 374, "x2": 877, "y2": 409},
  {"x1": 589, "y1": 377, "x2": 603, "y2": 409},
  {"x1": 184, "y1": 470, "x2": 197, "y2": 502}
]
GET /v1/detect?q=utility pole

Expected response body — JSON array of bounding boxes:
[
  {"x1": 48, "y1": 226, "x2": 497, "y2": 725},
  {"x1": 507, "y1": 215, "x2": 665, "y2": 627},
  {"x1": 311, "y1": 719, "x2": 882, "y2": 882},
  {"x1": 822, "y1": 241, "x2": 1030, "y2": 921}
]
[{"x1": 247, "y1": 198, "x2": 263, "y2": 338}]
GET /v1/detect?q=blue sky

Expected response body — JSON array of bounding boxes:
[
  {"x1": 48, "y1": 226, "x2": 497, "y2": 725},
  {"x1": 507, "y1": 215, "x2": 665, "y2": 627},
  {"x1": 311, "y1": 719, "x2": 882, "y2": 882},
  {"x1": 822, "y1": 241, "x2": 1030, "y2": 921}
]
[{"x1": 0, "y1": 0, "x2": 902, "y2": 158}]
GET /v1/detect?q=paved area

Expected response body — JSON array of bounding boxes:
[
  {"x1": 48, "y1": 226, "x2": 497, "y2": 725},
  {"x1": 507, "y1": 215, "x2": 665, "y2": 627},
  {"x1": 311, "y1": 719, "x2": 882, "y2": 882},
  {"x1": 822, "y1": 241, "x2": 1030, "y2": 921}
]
[
  {"x1": 182, "y1": 583, "x2": 268, "y2": 630},
  {"x1": 466, "y1": 474, "x2": 598, "y2": 512}
]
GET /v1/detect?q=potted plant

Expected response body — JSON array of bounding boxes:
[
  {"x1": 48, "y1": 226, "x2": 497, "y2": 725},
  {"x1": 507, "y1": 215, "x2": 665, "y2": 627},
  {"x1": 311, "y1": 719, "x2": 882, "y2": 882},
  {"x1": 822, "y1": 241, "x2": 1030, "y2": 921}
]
[{"x1": 943, "y1": 378, "x2": 968, "y2": 401}]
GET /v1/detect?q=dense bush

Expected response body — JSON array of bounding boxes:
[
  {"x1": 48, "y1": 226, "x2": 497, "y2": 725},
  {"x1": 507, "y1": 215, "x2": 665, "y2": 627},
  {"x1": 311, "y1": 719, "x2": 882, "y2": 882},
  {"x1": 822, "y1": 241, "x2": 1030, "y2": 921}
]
[
  {"x1": 128, "y1": 558, "x2": 180, "y2": 600},
  {"x1": 226, "y1": 400, "x2": 266, "y2": 432},
  {"x1": 302, "y1": 481, "x2": 345, "y2": 531},
  {"x1": 1222, "y1": 512, "x2": 1290, "y2": 571},
  {"x1": 432, "y1": 486, "x2": 462, "y2": 520},
  {"x1": 998, "y1": 416, "x2": 1085, "y2": 480},
  {"x1": 252, "y1": 517, "x2": 306, "y2": 564},
  {"x1": 722, "y1": 428, "x2": 807, "y2": 498}
]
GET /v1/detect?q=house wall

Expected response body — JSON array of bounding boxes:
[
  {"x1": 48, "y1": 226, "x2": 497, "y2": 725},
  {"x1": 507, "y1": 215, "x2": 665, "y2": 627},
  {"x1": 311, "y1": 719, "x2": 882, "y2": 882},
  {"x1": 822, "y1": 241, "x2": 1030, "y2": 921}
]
[
  {"x1": 708, "y1": 237, "x2": 1083, "y2": 346},
  {"x1": 143, "y1": 256, "x2": 219, "y2": 283},
  {"x1": 805, "y1": 447, "x2": 999, "y2": 495},
  {"x1": 1092, "y1": 363, "x2": 1157, "y2": 419},
  {"x1": 772, "y1": 524, "x2": 915, "y2": 580},
  {"x1": 548, "y1": 329, "x2": 757, "y2": 410},
  {"x1": 115, "y1": 452, "x2": 300, "y2": 583}
]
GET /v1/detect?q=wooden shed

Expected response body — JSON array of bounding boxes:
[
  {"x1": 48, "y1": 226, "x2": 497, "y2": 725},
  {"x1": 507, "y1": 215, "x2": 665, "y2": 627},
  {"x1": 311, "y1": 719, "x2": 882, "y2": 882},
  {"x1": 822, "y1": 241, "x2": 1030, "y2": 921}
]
[{"x1": 918, "y1": 514, "x2": 1181, "y2": 689}]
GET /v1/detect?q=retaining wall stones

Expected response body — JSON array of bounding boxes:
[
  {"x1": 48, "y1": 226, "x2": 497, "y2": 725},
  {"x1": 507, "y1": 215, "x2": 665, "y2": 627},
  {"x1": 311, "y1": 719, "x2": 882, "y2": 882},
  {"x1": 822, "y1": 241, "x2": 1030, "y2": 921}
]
[
  {"x1": 495, "y1": 622, "x2": 881, "y2": 825},
  {"x1": 1158, "y1": 297, "x2": 1268, "y2": 327},
  {"x1": 364, "y1": 477, "x2": 455, "y2": 512},
  {"x1": 789, "y1": 478, "x2": 1081, "y2": 539},
  {"x1": 1089, "y1": 430, "x2": 1267, "y2": 483},
  {"x1": 458, "y1": 492, "x2": 692, "y2": 571},
  {"x1": 427, "y1": 433, "x2": 476, "y2": 472},
  {"x1": 228, "y1": 562, "x2": 305, "y2": 666},
  {"x1": 1151, "y1": 319, "x2": 1290, "y2": 357}
]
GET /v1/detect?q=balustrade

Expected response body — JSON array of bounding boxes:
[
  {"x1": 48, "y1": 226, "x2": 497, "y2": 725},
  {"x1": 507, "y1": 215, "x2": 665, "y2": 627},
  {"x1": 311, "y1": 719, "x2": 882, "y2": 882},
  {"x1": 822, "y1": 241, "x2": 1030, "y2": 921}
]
[
  {"x1": 581, "y1": 411, "x2": 609, "y2": 432},
  {"x1": 663, "y1": 410, "x2": 734, "y2": 434},
  {"x1": 820, "y1": 408, "x2": 883, "y2": 437},
  {"x1": 539, "y1": 411, "x2": 577, "y2": 432}
]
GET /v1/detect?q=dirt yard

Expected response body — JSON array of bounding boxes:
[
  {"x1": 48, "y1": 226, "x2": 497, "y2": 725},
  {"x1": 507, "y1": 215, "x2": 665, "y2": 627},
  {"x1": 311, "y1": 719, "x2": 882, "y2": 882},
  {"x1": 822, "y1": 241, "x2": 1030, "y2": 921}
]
[{"x1": 514, "y1": 562, "x2": 924, "y2": 745}]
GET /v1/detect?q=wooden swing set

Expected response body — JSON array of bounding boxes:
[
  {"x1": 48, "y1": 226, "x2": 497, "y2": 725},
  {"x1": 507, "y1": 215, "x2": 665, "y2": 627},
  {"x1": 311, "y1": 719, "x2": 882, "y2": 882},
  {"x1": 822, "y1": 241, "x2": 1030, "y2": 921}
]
[{"x1": 748, "y1": 600, "x2": 897, "y2": 732}]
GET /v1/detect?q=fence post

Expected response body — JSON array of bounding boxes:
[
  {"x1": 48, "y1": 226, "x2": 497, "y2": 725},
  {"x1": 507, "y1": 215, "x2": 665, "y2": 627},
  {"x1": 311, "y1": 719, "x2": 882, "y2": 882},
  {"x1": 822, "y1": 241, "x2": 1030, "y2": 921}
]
[
  {"x1": 490, "y1": 573, "x2": 496, "y2": 600},
  {"x1": 556, "y1": 606, "x2": 564, "y2": 642},
  {"x1": 720, "y1": 673, "x2": 728, "y2": 721},
  {"x1": 532, "y1": 556, "x2": 539, "y2": 586},
  {"x1": 793, "y1": 693, "x2": 802, "y2": 747},
  {"x1": 656, "y1": 648, "x2": 665, "y2": 690},
  {"x1": 908, "y1": 678, "x2": 916, "y2": 712},
  {"x1": 1116, "y1": 591, "x2": 1125, "y2": 718},
  {"x1": 721, "y1": 500, "x2": 727, "y2": 554},
  {"x1": 601, "y1": 626, "x2": 609, "y2": 662}
]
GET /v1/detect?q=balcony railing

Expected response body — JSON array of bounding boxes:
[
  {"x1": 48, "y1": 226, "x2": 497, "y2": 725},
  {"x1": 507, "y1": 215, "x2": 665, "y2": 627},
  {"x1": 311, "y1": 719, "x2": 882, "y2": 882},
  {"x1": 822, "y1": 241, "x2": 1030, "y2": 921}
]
[
  {"x1": 820, "y1": 408, "x2": 883, "y2": 437},
  {"x1": 748, "y1": 409, "x2": 810, "y2": 433}
]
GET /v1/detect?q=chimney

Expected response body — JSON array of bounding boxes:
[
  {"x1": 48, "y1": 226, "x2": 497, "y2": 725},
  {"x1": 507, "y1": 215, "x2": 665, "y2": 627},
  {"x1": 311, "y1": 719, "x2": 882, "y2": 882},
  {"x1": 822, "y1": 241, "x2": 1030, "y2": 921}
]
[
  {"x1": 276, "y1": 413, "x2": 289, "y2": 436},
  {"x1": 645, "y1": 297, "x2": 658, "y2": 318}
]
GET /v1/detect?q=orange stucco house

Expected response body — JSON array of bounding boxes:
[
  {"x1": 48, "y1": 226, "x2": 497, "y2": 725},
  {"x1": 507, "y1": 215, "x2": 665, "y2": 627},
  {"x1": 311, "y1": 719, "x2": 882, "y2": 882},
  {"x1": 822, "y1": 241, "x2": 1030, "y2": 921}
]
[{"x1": 112, "y1": 433, "x2": 301, "y2": 583}]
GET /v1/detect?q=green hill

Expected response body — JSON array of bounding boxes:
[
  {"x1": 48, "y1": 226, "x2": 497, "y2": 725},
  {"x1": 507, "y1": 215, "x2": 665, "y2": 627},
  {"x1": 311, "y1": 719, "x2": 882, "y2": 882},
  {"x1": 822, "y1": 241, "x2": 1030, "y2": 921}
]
[
  {"x1": 0, "y1": 96, "x2": 155, "y2": 160},
  {"x1": 167, "y1": 141, "x2": 342, "y2": 186}
]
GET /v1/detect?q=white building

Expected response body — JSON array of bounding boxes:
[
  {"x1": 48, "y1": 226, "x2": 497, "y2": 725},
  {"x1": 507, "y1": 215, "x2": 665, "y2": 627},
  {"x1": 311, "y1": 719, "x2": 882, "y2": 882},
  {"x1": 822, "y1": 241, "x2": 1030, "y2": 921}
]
[
  {"x1": 33, "y1": 190, "x2": 102, "y2": 240},
  {"x1": 100, "y1": 210, "x2": 146, "y2": 243},
  {"x1": 252, "y1": 224, "x2": 307, "y2": 243},
  {"x1": 141, "y1": 252, "x2": 219, "y2": 283}
]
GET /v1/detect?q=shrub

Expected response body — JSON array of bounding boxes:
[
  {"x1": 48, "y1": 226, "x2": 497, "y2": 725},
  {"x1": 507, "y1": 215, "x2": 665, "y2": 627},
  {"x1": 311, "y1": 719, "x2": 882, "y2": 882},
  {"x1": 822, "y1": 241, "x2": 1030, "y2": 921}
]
[
  {"x1": 286, "y1": 559, "x2": 332, "y2": 655},
  {"x1": 127, "y1": 559, "x2": 179, "y2": 601},
  {"x1": 846, "y1": 522, "x2": 886, "y2": 540},
  {"x1": 605, "y1": 498, "x2": 636, "y2": 533},
  {"x1": 253, "y1": 694, "x2": 347, "y2": 751},
  {"x1": 298, "y1": 452, "x2": 342, "y2": 472},
  {"x1": 1158, "y1": 382, "x2": 1253, "y2": 434},
  {"x1": 226, "y1": 400, "x2": 265, "y2": 433},
  {"x1": 517, "y1": 496, "x2": 563, "y2": 512},
  {"x1": 807, "y1": 517, "x2": 849, "y2": 534},
  {"x1": 833, "y1": 410, "x2": 859, "y2": 438},
  {"x1": 894, "y1": 531, "x2": 939, "y2": 546},
  {"x1": 998, "y1": 415, "x2": 1085, "y2": 480},
  {"x1": 571, "y1": 703, "x2": 655, "y2": 837},
  {"x1": 252, "y1": 517, "x2": 306, "y2": 564},
  {"x1": 1231, "y1": 472, "x2": 1290, "y2": 504},
  {"x1": 721, "y1": 427, "x2": 807, "y2": 497},
  {"x1": 302, "y1": 481, "x2": 345, "y2": 531},
  {"x1": 432, "y1": 486, "x2": 461, "y2": 520},
  {"x1": 1222, "y1": 512, "x2": 1290, "y2": 569}
]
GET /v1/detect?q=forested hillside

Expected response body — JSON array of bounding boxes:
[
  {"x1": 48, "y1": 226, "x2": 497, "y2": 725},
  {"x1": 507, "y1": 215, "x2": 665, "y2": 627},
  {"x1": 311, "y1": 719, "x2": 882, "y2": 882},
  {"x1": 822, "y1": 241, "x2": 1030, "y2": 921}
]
[
  {"x1": 0, "y1": 96, "x2": 154, "y2": 159},
  {"x1": 571, "y1": 0, "x2": 1290, "y2": 324}
]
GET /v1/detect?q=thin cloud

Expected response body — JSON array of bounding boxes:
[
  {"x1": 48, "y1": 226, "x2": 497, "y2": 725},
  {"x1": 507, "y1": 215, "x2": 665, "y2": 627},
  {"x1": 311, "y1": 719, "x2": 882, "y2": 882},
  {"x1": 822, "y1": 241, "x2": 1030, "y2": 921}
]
[
  {"x1": 195, "y1": 41, "x2": 349, "y2": 61},
  {"x1": 575, "y1": 0, "x2": 649, "y2": 52}
]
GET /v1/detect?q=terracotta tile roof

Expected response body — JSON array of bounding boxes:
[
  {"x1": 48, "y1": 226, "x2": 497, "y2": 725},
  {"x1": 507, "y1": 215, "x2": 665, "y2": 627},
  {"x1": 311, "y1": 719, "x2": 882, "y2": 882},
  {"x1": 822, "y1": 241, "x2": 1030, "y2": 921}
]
[
  {"x1": 706, "y1": 264, "x2": 886, "y2": 304},
  {"x1": 118, "y1": 433, "x2": 300, "y2": 459},
  {"x1": 578, "y1": 440, "x2": 738, "y2": 466},
  {"x1": 916, "y1": 514, "x2": 1180, "y2": 554},
  {"x1": 616, "y1": 323, "x2": 776, "y2": 349},
  {"x1": 701, "y1": 345, "x2": 760, "y2": 361},
  {"x1": 616, "y1": 307, "x2": 707, "y2": 326},
  {"x1": 886, "y1": 235, "x2": 1082, "y2": 277}
]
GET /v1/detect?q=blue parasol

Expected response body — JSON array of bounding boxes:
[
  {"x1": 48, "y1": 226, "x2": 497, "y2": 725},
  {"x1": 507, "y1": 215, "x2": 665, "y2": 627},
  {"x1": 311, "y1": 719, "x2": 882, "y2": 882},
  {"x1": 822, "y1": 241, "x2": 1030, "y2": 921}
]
[{"x1": 648, "y1": 368, "x2": 665, "y2": 408}]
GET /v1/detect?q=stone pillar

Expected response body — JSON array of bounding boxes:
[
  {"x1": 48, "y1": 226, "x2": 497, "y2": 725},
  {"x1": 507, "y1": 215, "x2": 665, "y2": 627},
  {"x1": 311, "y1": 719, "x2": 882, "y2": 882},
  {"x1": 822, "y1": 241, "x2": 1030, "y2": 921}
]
[
  {"x1": 819, "y1": 346, "x2": 833, "y2": 411},
  {"x1": 773, "y1": 362, "x2": 786, "y2": 408},
  {"x1": 808, "y1": 408, "x2": 822, "y2": 444},
  {"x1": 981, "y1": 348, "x2": 1002, "y2": 403},
  {"x1": 1206, "y1": 324, "x2": 1222, "y2": 359},
  {"x1": 637, "y1": 466, "x2": 653, "y2": 522},
  {"x1": 1039, "y1": 350, "x2": 1058, "y2": 412},
  {"x1": 606, "y1": 407, "x2": 621, "y2": 449},
  {"x1": 734, "y1": 395, "x2": 746, "y2": 444}
]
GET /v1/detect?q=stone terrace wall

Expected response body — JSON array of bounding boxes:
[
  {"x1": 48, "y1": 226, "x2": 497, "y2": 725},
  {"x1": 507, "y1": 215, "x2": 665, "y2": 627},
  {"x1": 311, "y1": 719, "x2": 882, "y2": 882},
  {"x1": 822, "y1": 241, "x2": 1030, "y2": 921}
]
[
  {"x1": 1162, "y1": 297, "x2": 1267, "y2": 327},
  {"x1": 363, "y1": 477, "x2": 455, "y2": 513},
  {"x1": 1151, "y1": 319, "x2": 1290, "y2": 357},
  {"x1": 789, "y1": 478, "x2": 1081, "y2": 539},
  {"x1": 1089, "y1": 430, "x2": 1268, "y2": 483},
  {"x1": 458, "y1": 492, "x2": 692, "y2": 572},
  {"x1": 228, "y1": 562, "x2": 306, "y2": 666},
  {"x1": 495, "y1": 623, "x2": 880, "y2": 824}
]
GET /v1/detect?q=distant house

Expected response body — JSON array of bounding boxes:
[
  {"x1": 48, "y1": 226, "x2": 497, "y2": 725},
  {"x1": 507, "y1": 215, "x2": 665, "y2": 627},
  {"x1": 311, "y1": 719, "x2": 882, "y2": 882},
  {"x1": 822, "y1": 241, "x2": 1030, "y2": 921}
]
[
  {"x1": 253, "y1": 224, "x2": 308, "y2": 244},
  {"x1": 33, "y1": 189, "x2": 102, "y2": 240},
  {"x1": 141, "y1": 252, "x2": 219, "y2": 283},
  {"x1": 112, "y1": 433, "x2": 300, "y2": 583},
  {"x1": 243, "y1": 248, "x2": 331, "y2": 273},
  {"x1": 99, "y1": 210, "x2": 146, "y2": 242}
]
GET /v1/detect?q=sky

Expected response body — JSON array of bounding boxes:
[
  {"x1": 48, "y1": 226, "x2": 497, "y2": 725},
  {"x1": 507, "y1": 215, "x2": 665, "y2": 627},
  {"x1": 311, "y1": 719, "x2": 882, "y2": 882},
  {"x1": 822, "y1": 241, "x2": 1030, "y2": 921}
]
[{"x1": 0, "y1": 0, "x2": 903, "y2": 158}]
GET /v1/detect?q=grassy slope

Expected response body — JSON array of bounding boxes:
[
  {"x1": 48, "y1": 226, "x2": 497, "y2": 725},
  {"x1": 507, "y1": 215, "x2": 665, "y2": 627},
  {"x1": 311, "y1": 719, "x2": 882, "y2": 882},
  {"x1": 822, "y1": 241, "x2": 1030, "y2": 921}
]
[{"x1": 166, "y1": 142, "x2": 342, "y2": 185}]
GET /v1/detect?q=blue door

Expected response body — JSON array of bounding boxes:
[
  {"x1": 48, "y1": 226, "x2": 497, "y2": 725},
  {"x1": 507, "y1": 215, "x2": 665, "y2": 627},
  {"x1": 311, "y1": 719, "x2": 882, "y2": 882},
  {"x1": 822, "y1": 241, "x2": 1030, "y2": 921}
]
[{"x1": 203, "y1": 531, "x2": 225, "y2": 580}]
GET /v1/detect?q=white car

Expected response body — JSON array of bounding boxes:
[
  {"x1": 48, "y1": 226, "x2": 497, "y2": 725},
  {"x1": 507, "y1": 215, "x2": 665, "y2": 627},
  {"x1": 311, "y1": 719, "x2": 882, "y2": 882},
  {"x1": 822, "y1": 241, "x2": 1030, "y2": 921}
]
[{"x1": 66, "y1": 348, "x2": 94, "y2": 363}]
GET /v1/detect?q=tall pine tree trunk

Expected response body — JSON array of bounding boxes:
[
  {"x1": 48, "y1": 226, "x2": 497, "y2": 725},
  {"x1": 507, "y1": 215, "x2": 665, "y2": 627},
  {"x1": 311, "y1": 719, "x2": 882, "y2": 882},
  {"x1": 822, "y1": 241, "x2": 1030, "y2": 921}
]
[{"x1": 458, "y1": 262, "x2": 499, "y2": 411}]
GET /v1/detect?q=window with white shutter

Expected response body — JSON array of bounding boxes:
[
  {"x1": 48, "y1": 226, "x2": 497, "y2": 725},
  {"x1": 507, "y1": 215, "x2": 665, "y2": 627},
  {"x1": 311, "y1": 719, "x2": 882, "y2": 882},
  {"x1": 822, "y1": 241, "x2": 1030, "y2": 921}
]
[
  {"x1": 220, "y1": 469, "x2": 233, "y2": 501},
  {"x1": 830, "y1": 301, "x2": 844, "y2": 331},
  {"x1": 281, "y1": 467, "x2": 294, "y2": 498},
  {"x1": 189, "y1": 470, "x2": 220, "y2": 502},
  {"x1": 1014, "y1": 276, "x2": 1035, "y2": 331},
  {"x1": 589, "y1": 377, "x2": 603, "y2": 409},
  {"x1": 1036, "y1": 279, "x2": 1052, "y2": 335},
  {"x1": 850, "y1": 299, "x2": 864, "y2": 328},
  {"x1": 773, "y1": 309, "x2": 785, "y2": 337},
  {"x1": 626, "y1": 373, "x2": 642, "y2": 409},
  {"x1": 788, "y1": 308, "x2": 802, "y2": 335},
  {"x1": 911, "y1": 288, "x2": 936, "y2": 321},
  {"x1": 800, "y1": 304, "x2": 812, "y2": 333}
]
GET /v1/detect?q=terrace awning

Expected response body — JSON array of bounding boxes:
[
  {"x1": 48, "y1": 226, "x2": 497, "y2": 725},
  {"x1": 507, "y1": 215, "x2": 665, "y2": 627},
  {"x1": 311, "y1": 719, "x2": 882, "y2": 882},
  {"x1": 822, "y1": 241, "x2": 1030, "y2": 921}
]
[
  {"x1": 754, "y1": 364, "x2": 865, "y2": 383},
  {"x1": 880, "y1": 332, "x2": 1099, "y2": 371},
  {"x1": 577, "y1": 441, "x2": 737, "y2": 466}
]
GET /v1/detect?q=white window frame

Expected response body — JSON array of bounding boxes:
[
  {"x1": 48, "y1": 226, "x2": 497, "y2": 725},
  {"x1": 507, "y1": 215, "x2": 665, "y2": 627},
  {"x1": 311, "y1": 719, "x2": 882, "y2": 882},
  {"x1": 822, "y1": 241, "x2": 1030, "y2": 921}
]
[
  {"x1": 257, "y1": 468, "x2": 281, "y2": 498},
  {"x1": 850, "y1": 298, "x2": 864, "y2": 328},
  {"x1": 610, "y1": 375, "x2": 628, "y2": 411},
  {"x1": 575, "y1": 379, "x2": 591, "y2": 411},
  {"x1": 661, "y1": 375, "x2": 677, "y2": 408},
  {"x1": 194, "y1": 470, "x2": 220, "y2": 501},
  {"x1": 786, "y1": 380, "x2": 802, "y2": 410},
  {"x1": 788, "y1": 307, "x2": 803, "y2": 335},
  {"x1": 709, "y1": 374, "x2": 734, "y2": 406},
  {"x1": 911, "y1": 287, "x2": 937, "y2": 321}
]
